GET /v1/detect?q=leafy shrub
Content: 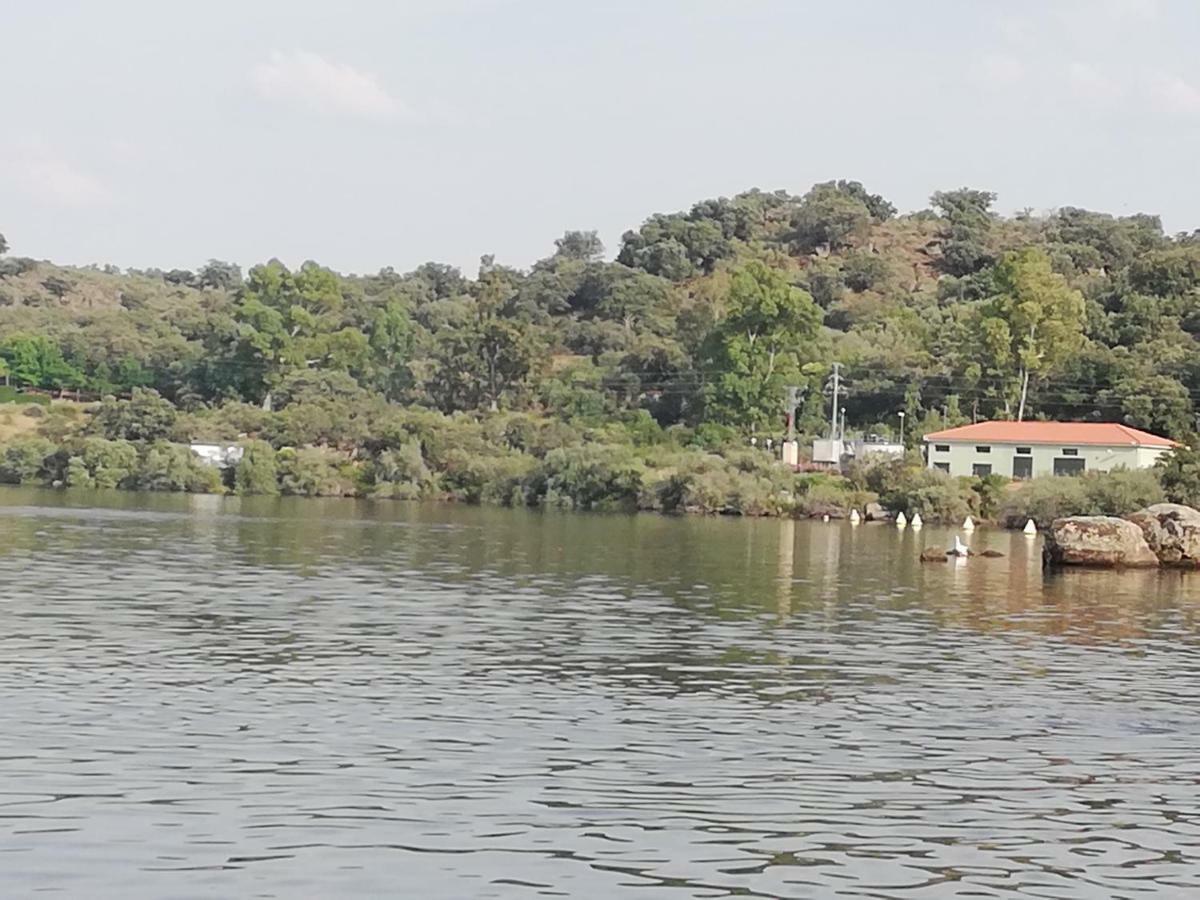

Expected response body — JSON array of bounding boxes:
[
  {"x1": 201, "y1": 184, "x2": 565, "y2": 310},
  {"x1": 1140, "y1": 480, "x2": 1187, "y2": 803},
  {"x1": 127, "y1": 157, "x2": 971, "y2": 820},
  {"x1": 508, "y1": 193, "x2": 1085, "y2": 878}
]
[
  {"x1": 369, "y1": 440, "x2": 435, "y2": 500},
  {"x1": 65, "y1": 437, "x2": 139, "y2": 489},
  {"x1": 133, "y1": 442, "x2": 224, "y2": 493},
  {"x1": 999, "y1": 469, "x2": 1165, "y2": 528},
  {"x1": 689, "y1": 422, "x2": 739, "y2": 450},
  {"x1": 968, "y1": 473, "x2": 1010, "y2": 520},
  {"x1": 0, "y1": 437, "x2": 55, "y2": 484},
  {"x1": 87, "y1": 388, "x2": 179, "y2": 442},
  {"x1": 276, "y1": 447, "x2": 354, "y2": 497},
  {"x1": 645, "y1": 451, "x2": 800, "y2": 516},
  {"x1": 532, "y1": 445, "x2": 644, "y2": 511},
  {"x1": 1158, "y1": 445, "x2": 1200, "y2": 506},
  {"x1": 1081, "y1": 468, "x2": 1164, "y2": 517},
  {"x1": 234, "y1": 440, "x2": 279, "y2": 495},
  {"x1": 793, "y1": 473, "x2": 873, "y2": 518},
  {"x1": 438, "y1": 450, "x2": 535, "y2": 505}
]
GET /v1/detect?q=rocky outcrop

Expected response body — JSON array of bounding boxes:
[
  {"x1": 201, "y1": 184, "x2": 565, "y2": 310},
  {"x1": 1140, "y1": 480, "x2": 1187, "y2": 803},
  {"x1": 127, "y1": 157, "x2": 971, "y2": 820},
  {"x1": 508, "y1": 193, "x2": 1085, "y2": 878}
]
[
  {"x1": 1044, "y1": 516, "x2": 1159, "y2": 568},
  {"x1": 1128, "y1": 503, "x2": 1200, "y2": 567},
  {"x1": 920, "y1": 547, "x2": 947, "y2": 563}
]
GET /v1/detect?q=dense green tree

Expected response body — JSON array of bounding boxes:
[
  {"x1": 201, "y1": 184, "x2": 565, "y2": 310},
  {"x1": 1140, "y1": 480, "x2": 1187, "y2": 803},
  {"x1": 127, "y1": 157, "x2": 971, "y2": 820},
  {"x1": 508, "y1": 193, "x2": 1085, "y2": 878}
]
[
  {"x1": 701, "y1": 262, "x2": 823, "y2": 428},
  {"x1": 931, "y1": 188, "x2": 997, "y2": 276},
  {"x1": 88, "y1": 388, "x2": 179, "y2": 442},
  {"x1": 791, "y1": 181, "x2": 872, "y2": 253},
  {"x1": 618, "y1": 212, "x2": 732, "y2": 279},
  {"x1": 974, "y1": 249, "x2": 1086, "y2": 420},
  {"x1": 196, "y1": 259, "x2": 243, "y2": 291},
  {"x1": 554, "y1": 230, "x2": 605, "y2": 261},
  {"x1": 0, "y1": 334, "x2": 84, "y2": 390}
]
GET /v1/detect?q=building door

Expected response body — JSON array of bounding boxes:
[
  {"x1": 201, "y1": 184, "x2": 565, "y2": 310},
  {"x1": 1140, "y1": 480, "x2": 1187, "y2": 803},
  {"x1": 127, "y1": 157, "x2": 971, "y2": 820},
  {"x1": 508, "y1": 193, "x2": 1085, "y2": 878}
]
[
  {"x1": 1053, "y1": 457, "x2": 1086, "y2": 476},
  {"x1": 1012, "y1": 457, "x2": 1033, "y2": 480}
]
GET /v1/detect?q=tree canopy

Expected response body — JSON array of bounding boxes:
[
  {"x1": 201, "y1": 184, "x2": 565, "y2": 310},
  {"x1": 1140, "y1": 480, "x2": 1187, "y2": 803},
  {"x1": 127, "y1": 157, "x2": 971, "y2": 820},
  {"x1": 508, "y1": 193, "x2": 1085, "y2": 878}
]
[{"x1": 0, "y1": 178, "x2": 1195, "y2": 454}]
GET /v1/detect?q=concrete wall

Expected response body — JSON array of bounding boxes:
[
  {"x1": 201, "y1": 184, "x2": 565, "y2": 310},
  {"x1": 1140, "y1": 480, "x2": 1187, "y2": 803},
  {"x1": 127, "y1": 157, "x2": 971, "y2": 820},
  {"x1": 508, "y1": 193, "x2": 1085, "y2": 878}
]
[{"x1": 924, "y1": 440, "x2": 1165, "y2": 478}]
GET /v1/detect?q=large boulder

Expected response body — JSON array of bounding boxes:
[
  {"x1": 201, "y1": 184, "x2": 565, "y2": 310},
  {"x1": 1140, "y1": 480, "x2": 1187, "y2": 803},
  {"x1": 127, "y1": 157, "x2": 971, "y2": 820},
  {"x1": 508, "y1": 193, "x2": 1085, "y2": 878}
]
[
  {"x1": 864, "y1": 501, "x2": 889, "y2": 522},
  {"x1": 1044, "y1": 516, "x2": 1159, "y2": 568},
  {"x1": 1128, "y1": 503, "x2": 1200, "y2": 567}
]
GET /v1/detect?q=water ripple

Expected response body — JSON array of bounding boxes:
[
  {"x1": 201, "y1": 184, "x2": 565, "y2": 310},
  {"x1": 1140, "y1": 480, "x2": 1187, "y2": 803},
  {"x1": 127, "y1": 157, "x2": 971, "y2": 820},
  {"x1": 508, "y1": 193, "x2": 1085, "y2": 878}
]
[{"x1": 1, "y1": 489, "x2": 1199, "y2": 897}]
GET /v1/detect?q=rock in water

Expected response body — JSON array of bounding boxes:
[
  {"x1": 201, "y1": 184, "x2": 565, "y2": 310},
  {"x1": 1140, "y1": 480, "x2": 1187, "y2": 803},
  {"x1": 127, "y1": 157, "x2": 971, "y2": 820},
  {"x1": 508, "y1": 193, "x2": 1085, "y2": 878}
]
[
  {"x1": 1127, "y1": 503, "x2": 1200, "y2": 567},
  {"x1": 980, "y1": 549, "x2": 1004, "y2": 558},
  {"x1": 864, "y1": 502, "x2": 887, "y2": 522},
  {"x1": 1044, "y1": 516, "x2": 1159, "y2": 568},
  {"x1": 920, "y1": 548, "x2": 947, "y2": 563}
]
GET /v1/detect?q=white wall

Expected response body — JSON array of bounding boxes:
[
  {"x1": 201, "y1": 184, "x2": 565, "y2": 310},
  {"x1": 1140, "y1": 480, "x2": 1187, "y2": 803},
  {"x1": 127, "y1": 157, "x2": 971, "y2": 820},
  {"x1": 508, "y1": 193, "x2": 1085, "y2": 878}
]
[{"x1": 924, "y1": 441, "x2": 1158, "y2": 478}]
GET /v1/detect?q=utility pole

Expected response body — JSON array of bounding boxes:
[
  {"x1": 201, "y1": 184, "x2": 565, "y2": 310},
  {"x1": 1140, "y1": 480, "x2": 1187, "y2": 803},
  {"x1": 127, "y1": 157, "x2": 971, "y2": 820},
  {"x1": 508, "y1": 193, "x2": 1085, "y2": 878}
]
[
  {"x1": 782, "y1": 385, "x2": 802, "y2": 468},
  {"x1": 828, "y1": 363, "x2": 841, "y2": 440},
  {"x1": 785, "y1": 385, "x2": 800, "y2": 441}
]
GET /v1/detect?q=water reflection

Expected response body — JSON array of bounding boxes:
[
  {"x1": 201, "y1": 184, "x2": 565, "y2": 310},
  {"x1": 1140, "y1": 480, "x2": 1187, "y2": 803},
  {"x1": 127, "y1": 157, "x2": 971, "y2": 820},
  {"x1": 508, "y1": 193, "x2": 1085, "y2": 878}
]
[{"x1": 1, "y1": 486, "x2": 1200, "y2": 898}]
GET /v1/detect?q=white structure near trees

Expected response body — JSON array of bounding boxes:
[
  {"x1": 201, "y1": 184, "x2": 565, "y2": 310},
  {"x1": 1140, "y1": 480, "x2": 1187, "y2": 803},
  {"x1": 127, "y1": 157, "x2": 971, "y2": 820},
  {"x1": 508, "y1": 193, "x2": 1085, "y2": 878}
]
[
  {"x1": 922, "y1": 422, "x2": 1176, "y2": 479},
  {"x1": 190, "y1": 444, "x2": 245, "y2": 468}
]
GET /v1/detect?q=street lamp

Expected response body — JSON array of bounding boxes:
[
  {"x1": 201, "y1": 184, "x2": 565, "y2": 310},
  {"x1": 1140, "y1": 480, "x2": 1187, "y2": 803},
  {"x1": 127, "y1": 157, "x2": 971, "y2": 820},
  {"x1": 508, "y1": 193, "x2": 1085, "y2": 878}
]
[{"x1": 898, "y1": 411, "x2": 906, "y2": 447}]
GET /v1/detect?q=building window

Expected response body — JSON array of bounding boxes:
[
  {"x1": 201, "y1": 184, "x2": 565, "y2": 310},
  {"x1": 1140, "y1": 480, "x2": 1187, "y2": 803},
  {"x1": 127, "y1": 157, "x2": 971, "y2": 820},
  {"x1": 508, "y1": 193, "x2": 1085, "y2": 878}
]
[
  {"x1": 1012, "y1": 457, "x2": 1033, "y2": 480},
  {"x1": 972, "y1": 463, "x2": 993, "y2": 477},
  {"x1": 1016, "y1": 447, "x2": 1031, "y2": 455},
  {"x1": 1054, "y1": 458, "x2": 1086, "y2": 476},
  {"x1": 934, "y1": 444, "x2": 950, "y2": 453},
  {"x1": 1062, "y1": 448, "x2": 1079, "y2": 456},
  {"x1": 934, "y1": 462, "x2": 950, "y2": 473},
  {"x1": 975, "y1": 446, "x2": 991, "y2": 454}
]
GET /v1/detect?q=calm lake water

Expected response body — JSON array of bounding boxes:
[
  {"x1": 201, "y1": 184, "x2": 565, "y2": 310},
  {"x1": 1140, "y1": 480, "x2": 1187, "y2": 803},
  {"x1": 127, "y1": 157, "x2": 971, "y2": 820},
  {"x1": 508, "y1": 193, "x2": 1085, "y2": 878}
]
[{"x1": 2, "y1": 487, "x2": 1199, "y2": 899}]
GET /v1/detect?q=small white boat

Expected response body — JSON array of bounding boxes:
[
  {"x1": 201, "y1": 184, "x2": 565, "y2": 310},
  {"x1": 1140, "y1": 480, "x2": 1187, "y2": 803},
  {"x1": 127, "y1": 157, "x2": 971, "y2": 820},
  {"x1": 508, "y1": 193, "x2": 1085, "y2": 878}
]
[
  {"x1": 896, "y1": 511, "x2": 908, "y2": 528},
  {"x1": 951, "y1": 535, "x2": 970, "y2": 557},
  {"x1": 1023, "y1": 519, "x2": 1037, "y2": 536},
  {"x1": 849, "y1": 508, "x2": 861, "y2": 525},
  {"x1": 911, "y1": 512, "x2": 923, "y2": 529},
  {"x1": 822, "y1": 514, "x2": 830, "y2": 523},
  {"x1": 962, "y1": 516, "x2": 976, "y2": 533}
]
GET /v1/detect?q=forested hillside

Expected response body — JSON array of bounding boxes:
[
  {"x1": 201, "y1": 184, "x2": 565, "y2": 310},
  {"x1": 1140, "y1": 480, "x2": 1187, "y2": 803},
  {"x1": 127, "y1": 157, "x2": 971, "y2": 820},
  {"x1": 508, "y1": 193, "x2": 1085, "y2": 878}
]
[{"x1": 2, "y1": 181, "x2": 1199, "y2": 516}]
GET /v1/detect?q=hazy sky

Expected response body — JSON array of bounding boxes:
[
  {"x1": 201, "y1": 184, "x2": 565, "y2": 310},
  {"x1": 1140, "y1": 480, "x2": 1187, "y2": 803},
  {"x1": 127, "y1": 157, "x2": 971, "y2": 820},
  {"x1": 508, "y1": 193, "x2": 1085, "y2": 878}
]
[{"x1": 3, "y1": 0, "x2": 1199, "y2": 276}]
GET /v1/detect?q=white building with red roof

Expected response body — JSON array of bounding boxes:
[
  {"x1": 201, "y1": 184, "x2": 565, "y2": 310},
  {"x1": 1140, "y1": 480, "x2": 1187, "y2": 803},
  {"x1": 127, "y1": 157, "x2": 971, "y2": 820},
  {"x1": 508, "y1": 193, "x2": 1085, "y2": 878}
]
[{"x1": 922, "y1": 421, "x2": 1178, "y2": 479}]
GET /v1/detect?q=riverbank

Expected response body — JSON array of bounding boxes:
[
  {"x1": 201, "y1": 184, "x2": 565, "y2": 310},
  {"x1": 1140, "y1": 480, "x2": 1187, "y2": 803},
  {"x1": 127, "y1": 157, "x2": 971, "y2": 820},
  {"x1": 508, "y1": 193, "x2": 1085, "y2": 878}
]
[{"x1": 0, "y1": 419, "x2": 1174, "y2": 529}]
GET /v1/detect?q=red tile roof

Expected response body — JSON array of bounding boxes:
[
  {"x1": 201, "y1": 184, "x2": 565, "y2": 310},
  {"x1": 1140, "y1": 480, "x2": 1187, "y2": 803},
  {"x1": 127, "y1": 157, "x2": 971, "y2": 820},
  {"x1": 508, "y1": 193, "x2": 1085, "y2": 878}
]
[{"x1": 922, "y1": 421, "x2": 1178, "y2": 448}]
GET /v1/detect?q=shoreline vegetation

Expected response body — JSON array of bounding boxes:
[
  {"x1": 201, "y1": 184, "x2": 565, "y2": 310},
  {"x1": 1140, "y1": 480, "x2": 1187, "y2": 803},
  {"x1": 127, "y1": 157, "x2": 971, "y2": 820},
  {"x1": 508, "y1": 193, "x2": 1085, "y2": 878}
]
[
  {"x1": 0, "y1": 390, "x2": 1192, "y2": 528},
  {"x1": 4, "y1": 180, "x2": 1200, "y2": 525}
]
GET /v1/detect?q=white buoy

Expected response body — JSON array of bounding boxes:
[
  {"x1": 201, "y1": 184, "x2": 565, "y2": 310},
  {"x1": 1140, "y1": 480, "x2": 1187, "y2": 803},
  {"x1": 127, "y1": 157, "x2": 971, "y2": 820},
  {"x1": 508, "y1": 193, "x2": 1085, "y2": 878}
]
[
  {"x1": 849, "y1": 509, "x2": 861, "y2": 525},
  {"x1": 951, "y1": 535, "x2": 970, "y2": 557},
  {"x1": 822, "y1": 514, "x2": 830, "y2": 523},
  {"x1": 1023, "y1": 519, "x2": 1037, "y2": 536},
  {"x1": 896, "y1": 511, "x2": 908, "y2": 528},
  {"x1": 911, "y1": 512, "x2": 923, "y2": 529},
  {"x1": 962, "y1": 515, "x2": 976, "y2": 533}
]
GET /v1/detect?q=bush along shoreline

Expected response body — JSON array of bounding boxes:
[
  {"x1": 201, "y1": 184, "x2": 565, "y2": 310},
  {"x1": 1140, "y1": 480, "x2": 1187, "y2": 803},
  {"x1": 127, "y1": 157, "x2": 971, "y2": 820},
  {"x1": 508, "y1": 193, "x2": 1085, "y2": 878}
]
[{"x1": 3, "y1": 389, "x2": 1198, "y2": 525}]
